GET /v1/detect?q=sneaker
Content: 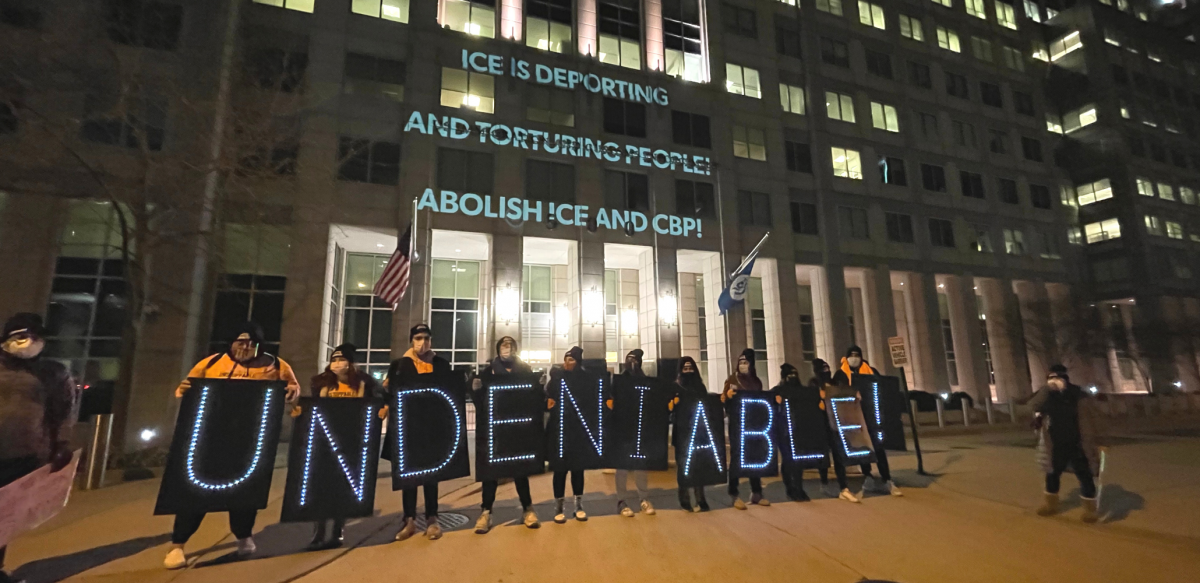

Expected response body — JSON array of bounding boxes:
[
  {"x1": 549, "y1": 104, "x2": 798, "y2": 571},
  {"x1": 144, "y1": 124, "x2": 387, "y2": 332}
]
[
  {"x1": 750, "y1": 493, "x2": 770, "y2": 507},
  {"x1": 235, "y1": 537, "x2": 256, "y2": 558},
  {"x1": 523, "y1": 509, "x2": 540, "y2": 528},
  {"x1": 732, "y1": 497, "x2": 748, "y2": 510},
  {"x1": 425, "y1": 522, "x2": 442, "y2": 540},
  {"x1": 640, "y1": 500, "x2": 656, "y2": 515},
  {"x1": 619, "y1": 502, "x2": 635, "y2": 517},
  {"x1": 839, "y1": 488, "x2": 861, "y2": 504},
  {"x1": 887, "y1": 481, "x2": 904, "y2": 497},
  {"x1": 163, "y1": 548, "x2": 187, "y2": 570},
  {"x1": 474, "y1": 510, "x2": 492, "y2": 534},
  {"x1": 395, "y1": 517, "x2": 418, "y2": 541}
]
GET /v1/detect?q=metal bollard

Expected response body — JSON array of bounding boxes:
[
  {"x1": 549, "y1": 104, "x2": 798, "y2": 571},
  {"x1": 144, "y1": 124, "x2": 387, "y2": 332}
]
[
  {"x1": 936, "y1": 398, "x2": 946, "y2": 428},
  {"x1": 985, "y1": 399, "x2": 995, "y2": 425},
  {"x1": 961, "y1": 399, "x2": 971, "y2": 427},
  {"x1": 84, "y1": 413, "x2": 113, "y2": 490},
  {"x1": 1008, "y1": 399, "x2": 1017, "y2": 424}
]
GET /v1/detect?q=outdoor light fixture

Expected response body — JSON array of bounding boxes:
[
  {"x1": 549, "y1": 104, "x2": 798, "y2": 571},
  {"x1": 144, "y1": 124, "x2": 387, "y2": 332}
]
[
  {"x1": 495, "y1": 285, "x2": 520, "y2": 324},
  {"x1": 140, "y1": 428, "x2": 157, "y2": 442},
  {"x1": 622, "y1": 308, "x2": 639, "y2": 337},
  {"x1": 940, "y1": 392, "x2": 950, "y2": 400},
  {"x1": 554, "y1": 305, "x2": 571, "y2": 336},
  {"x1": 660, "y1": 291, "x2": 678, "y2": 327},
  {"x1": 583, "y1": 289, "x2": 605, "y2": 327},
  {"x1": 1088, "y1": 386, "x2": 1100, "y2": 394},
  {"x1": 1174, "y1": 381, "x2": 1184, "y2": 389}
]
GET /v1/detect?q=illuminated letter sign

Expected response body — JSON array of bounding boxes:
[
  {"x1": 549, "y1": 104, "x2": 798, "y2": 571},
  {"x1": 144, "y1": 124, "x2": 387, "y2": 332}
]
[
  {"x1": 606, "y1": 376, "x2": 671, "y2": 471},
  {"x1": 729, "y1": 393, "x2": 778, "y2": 478},
  {"x1": 154, "y1": 379, "x2": 286, "y2": 515},
  {"x1": 280, "y1": 397, "x2": 383, "y2": 522},
  {"x1": 852, "y1": 376, "x2": 908, "y2": 451},
  {"x1": 474, "y1": 373, "x2": 546, "y2": 482},
  {"x1": 548, "y1": 371, "x2": 607, "y2": 470},
  {"x1": 673, "y1": 393, "x2": 727, "y2": 487},
  {"x1": 773, "y1": 388, "x2": 831, "y2": 471},
  {"x1": 388, "y1": 374, "x2": 471, "y2": 490},
  {"x1": 827, "y1": 397, "x2": 876, "y2": 464}
]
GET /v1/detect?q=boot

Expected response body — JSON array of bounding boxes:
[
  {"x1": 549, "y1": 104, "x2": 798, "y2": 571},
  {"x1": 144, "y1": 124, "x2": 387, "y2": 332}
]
[
  {"x1": 306, "y1": 522, "x2": 328, "y2": 551},
  {"x1": 1036, "y1": 493, "x2": 1059, "y2": 517},
  {"x1": 573, "y1": 496, "x2": 588, "y2": 521},
  {"x1": 394, "y1": 517, "x2": 418, "y2": 541},
  {"x1": 327, "y1": 519, "x2": 345, "y2": 548},
  {"x1": 696, "y1": 488, "x2": 709, "y2": 512},
  {"x1": 474, "y1": 509, "x2": 492, "y2": 534},
  {"x1": 425, "y1": 521, "x2": 442, "y2": 540},
  {"x1": 679, "y1": 488, "x2": 692, "y2": 511},
  {"x1": 523, "y1": 508, "x2": 540, "y2": 528},
  {"x1": 553, "y1": 498, "x2": 566, "y2": 524},
  {"x1": 750, "y1": 492, "x2": 770, "y2": 506},
  {"x1": 1081, "y1": 497, "x2": 1098, "y2": 524}
]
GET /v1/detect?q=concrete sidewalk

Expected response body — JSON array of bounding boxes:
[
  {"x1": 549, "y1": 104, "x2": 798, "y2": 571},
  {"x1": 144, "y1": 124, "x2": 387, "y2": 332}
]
[{"x1": 8, "y1": 424, "x2": 1200, "y2": 583}]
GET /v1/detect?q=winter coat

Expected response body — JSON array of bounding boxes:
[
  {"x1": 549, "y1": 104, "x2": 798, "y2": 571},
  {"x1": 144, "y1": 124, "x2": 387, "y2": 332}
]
[
  {"x1": 474, "y1": 357, "x2": 533, "y2": 402},
  {"x1": 381, "y1": 350, "x2": 453, "y2": 462},
  {"x1": 178, "y1": 352, "x2": 301, "y2": 395},
  {"x1": 310, "y1": 370, "x2": 384, "y2": 399},
  {"x1": 0, "y1": 354, "x2": 76, "y2": 462},
  {"x1": 830, "y1": 358, "x2": 879, "y2": 387},
  {"x1": 1028, "y1": 384, "x2": 1103, "y2": 476}
]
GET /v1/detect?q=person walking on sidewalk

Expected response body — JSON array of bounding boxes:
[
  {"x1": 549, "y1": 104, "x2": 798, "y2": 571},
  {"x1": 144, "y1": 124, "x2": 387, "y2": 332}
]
[
  {"x1": 473, "y1": 336, "x2": 540, "y2": 533},
  {"x1": 1025, "y1": 364, "x2": 1105, "y2": 523},
  {"x1": 166, "y1": 321, "x2": 301, "y2": 569},
  {"x1": 544, "y1": 346, "x2": 589, "y2": 524},
  {"x1": 831, "y1": 346, "x2": 903, "y2": 497},
  {"x1": 809, "y1": 359, "x2": 857, "y2": 504},
  {"x1": 385, "y1": 324, "x2": 453, "y2": 542},
  {"x1": 672, "y1": 356, "x2": 709, "y2": 512},
  {"x1": 721, "y1": 349, "x2": 770, "y2": 510},
  {"x1": 613, "y1": 349, "x2": 656, "y2": 518},
  {"x1": 301, "y1": 343, "x2": 384, "y2": 551},
  {"x1": 0, "y1": 313, "x2": 77, "y2": 583}
]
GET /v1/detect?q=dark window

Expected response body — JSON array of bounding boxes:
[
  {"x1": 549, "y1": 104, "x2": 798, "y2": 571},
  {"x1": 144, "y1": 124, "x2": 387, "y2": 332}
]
[
  {"x1": 998, "y1": 178, "x2": 1018, "y2": 204},
  {"x1": 988, "y1": 129, "x2": 1007, "y2": 154},
  {"x1": 1172, "y1": 150, "x2": 1190, "y2": 169},
  {"x1": 663, "y1": 0, "x2": 702, "y2": 60},
  {"x1": 945, "y1": 72, "x2": 969, "y2": 99},
  {"x1": 929, "y1": 218, "x2": 956, "y2": 248},
  {"x1": 604, "y1": 170, "x2": 650, "y2": 211},
  {"x1": 821, "y1": 37, "x2": 850, "y2": 67},
  {"x1": 526, "y1": 159, "x2": 576, "y2": 204},
  {"x1": 961, "y1": 171, "x2": 985, "y2": 199},
  {"x1": 344, "y1": 53, "x2": 406, "y2": 100},
  {"x1": 785, "y1": 141, "x2": 812, "y2": 173},
  {"x1": 599, "y1": 0, "x2": 641, "y2": 41},
  {"x1": 1127, "y1": 132, "x2": 1144, "y2": 157},
  {"x1": 838, "y1": 206, "x2": 870, "y2": 239},
  {"x1": 437, "y1": 147, "x2": 492, "y2": 193},
  {"x1": 528, "y1": 0, "x2": 573, "y2": 24},
  {"x1": 1021, "y1": 136, "x2": 1043, "y2": 161},
  {"x1": 1111, "y1": 65, "x2": 1128, "y2": 86},
  {"x1": 337, "y1": 138, "x2": 401, "y2": 185},
  {"x1": 1173, "y1": 86, "x2": 1189, "y2": 106},
  {"x1": 0, "y1": 103, "x2": 16, "y2": 134},
  {"x1": 953, "y1": 120, "x2": 976, "y2": 148},
  {"x1": 921, "y1": 163, "x2": 947, "y2": 192},
  {"x1": 879, "y1": 156, "x2": 907, "y2": 185},
  {"x1": 249, "y1": 48, "x2": 309, "y2": 93},
  {"x1": 919, "y1": 112, "x2": 939, "y2": 139},
  {"x1": 865, "y1": 49, "x2": 893, "y2": 79},
  {"x1": 790, "y1": 201, "x2": 819, "y2": 235},
  {"x1": 1030, "y1": 184, "x2": 1052, "y2": 209},
  {"x1": 0, "y1": 0, "x2": 42, "y2": 29},
  {"x1": 80, "y1": 95, "x2": 166, "y2": 151},
  {"x1": 738, "y1": 191, "x2": 772, "y2": 226},
  {"x1": 1148, "y1": 138, "x2": 1166, "y2": 163},
  {"x1": 909, "y1": 61, "x2": 932, "y2": 89},
  {"x1": 1132, "y1": 72, "x2": 1149, "y2": 92},
  {"x1": 980, "y1": 82, "x2": 1003, "y2": 107},
  {"x1": 675, "y1": 179, "x2": 716, "y2": 219},
  {"x1": 722, "y1": 3, "x2": 756, "y2": 38},
  {"x1": 1014, "y1": 91, "x2": 1035, "y2": 116},
  {"x1": 885, "y1": 213, "x2": 914, "y2": 243},
  {"x1": 775, "y1": 15, "x2": 802, "y2": 58},
  {"x1": 671, "y1": 110, "x2": 711, "y2": 148},
  {"x1": 106, "y1": 0, "x2": 183, "y2": 51},
  {"x1": 238, "y1": 123, "x2": 299, "y2": 177},
  {"x1": 603, "y1": 97, "x2": 646, "y2": 137},
  {"x1": 210, "y1": 274, "x2": 286, "y2": 357}
]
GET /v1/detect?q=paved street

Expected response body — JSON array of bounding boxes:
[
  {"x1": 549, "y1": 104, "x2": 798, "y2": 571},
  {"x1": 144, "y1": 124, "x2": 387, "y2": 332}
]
[{"x1": 8, "y1": 420, "x2": 1200, "y2": 583}]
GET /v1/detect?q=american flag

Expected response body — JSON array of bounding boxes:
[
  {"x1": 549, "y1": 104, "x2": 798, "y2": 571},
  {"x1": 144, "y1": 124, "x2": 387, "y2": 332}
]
[{"x1": 373, "y1": 222, "x2": 412, "y2": 308}]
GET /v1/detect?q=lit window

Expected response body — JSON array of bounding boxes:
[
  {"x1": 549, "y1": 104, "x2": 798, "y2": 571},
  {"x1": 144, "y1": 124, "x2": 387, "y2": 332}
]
[
  {"x1": 871, "y1": 102, "x2": 899, "y2": 132},
  {"x1": 1136, "y1": 178, "x2": 1154, "y2": 197},
  {"x1": 1180, "y1": 186, "x2": 1196, "y2": 205},
  {"x1": 1049, "y1": 32, "x2": 1083, "y2": 61},
  {"x1": 966, "y1": 0, "x2": 986, "y2": 19},
  {"x1": 930, "y1": 0, "x2": 952, "y2": 8},
  {"x1": 1120, "y1": 104, "x2": 1131, "y2": 119},
  {"x1": 1032, "y1": 41, "x2": 1049, "y2": 62},
  {"x1": 1117, "y1": 0, "x2": 1128, "y2": 12},
  {"x1": 1067, "y1": 227, "x2": 1082, "y2": 245},
  {"x1": 440, "y1": 67, "x2": 495, "y2": 113},
  {"x1": 1063, "y1": 105, "x2": 1097, "y2": 133},
  {"x1": 1076, "y1": 179, "x2": 1113, "y2": 205},
  {"x1": 1003, "y1": 229, "x2": 1025, "y2": 255},
  {"x1": 1060, "y1": 185, "x2": 1077, "y2": 207},
  {"x1": 663, "y1": 0, "x2": 704, "y2": 81},
  {"x1": 816, "y1": 0, "x2": 844, "y2": 16},
  {"x1": 1137, "y1": 10, "x2": 1148, "y2": 21},
  {"x1": 351, "y1": 0, "x2": 409, "y2": 22},
  {"x1": 1084, "y1": 219, "x2": 1120, "y2": 243},
  {"x1": 443, "y1": 0, "x2": 496, "y2": 38},
  {"x1": 526, "y1": 0, "x2": 573, "y2": 53},
  {"x1": 1002, "y1": 46, "x2": 1025, "y2": 71},
  {"x1": 1158, "y1": 183, "x2": 1175, "y2": 201},
  {"x1": 831, "y1": 147, "x2": 863, "y2": 179},
  {"x1": 598, "y1": 0, "x2": 642, "y2": 70},
  {"x1": 1147, "y1": 51, "x2": 1162, "y2": 63},
  {"x1": 1023, "y1": 0, "x2": 1041, "y2": 22},
  {"x1": 995, "y1": 2, "x2": 1018, "y2": 30},
  {"x1": 858, "y1": 1, "x2": 885, "y2": 29},
  {"x1": 726, "y1": 64, "x2": 762, "y2": 98},
  {"x1": 899, "y1": 15, "x2": 923, "y2": 41},
  {"x1": 1167, "y1": 221, "x2": 1184, "y2": 239},
  {"x1": 1104, "y1": 30, "x2": 1121, "y2": 47},
  {"x1": 732, "y1": 125, "x2": 767, "y2": 161},
  {"x1": 937, "y1": 27, "x2": 961, "y2": 53},
  {"x1": 1046, "y1": 114, "x2": 1063, "y2": 134},
  {"x1": 255, "y1": 0, "x2": 315, "y2": 13},
  {"x1": 1145, "y1": 215, "x2": 1164, "y2": 236},
  {"x1": 825, "y1": 91, "x2": 855, "y2": 123},
  {"x1": 780, "y1": 83, "x2": 806, "y2": 115}
]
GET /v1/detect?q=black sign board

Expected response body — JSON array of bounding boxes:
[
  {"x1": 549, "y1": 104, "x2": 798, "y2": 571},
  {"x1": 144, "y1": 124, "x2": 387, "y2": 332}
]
[
  {"x1": 728, "y1": 393, "x2": 779, "y2": 479},
  {"x1": 825, "y1": 393, "x2": 876, "y2": 466},
  {"x1": 605, "y1": 375, "x2": 672, "y2": 471},
  {"x1": 673, "y1": 393, "x2": 727, "y2": 487},
  {"x1": 280, "y1": 397, "x2": 383, "y2": 523},
  {"x1": 546, "y1": 371, "x2": 608, "y2": 471},
  {"x1": 388, "y1": 372, "x2": 471, "y2": 490},
  {"x1": 154, "y1": 379, "x2": 286, "y2": 515},
  {"x1": 854, "y1": 376, "x2": 908, "y2": 451},
  {"x1": 775, "y1": 388, "x2": 831, "y2": 471},
  {"x1": 474, "y1": 373, "x2": 546, "y2": 482}
]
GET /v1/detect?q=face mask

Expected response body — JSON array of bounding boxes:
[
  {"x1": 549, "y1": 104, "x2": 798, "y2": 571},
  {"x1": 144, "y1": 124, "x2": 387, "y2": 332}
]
[
  {"x1": 1048, "y1": 378, "x2": 1065, "y2": 390},
  {"x1": 499, "y1": 343, "x2": 514, "y2": 359},
  {"x1": 330, "y1": 360, "x2": 350, "y2": 376},
  {"x1": 738, "y1": 360, "x2": 749, "y2": 374},
  {"x1": 564, "y1": 359, "x2": 576, "y2": 371},
  {"x1": 3, "y1": 336, "x2": 44, "y2": 360},
  {"x1": 231, "y1": 341, "x2": 258, "y2": 363},
  {"x1": 847, "y1": 356, "x2": 863, "y2": 369}
]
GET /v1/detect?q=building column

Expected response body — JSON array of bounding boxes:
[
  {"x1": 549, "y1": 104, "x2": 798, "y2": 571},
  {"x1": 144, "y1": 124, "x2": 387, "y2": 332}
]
[
  {"x1": 490, "y1": 233, "x2": 522, "y2": 345},
  {"x1": 773, "y1": 256, "x2": 807, "y2": 379},
  {"x1": 756, "y1": 258, "x2": 788, "y2": 388},
  {"x1": 979, "y1": 278, "x2": 1031, "y2": 401},
  {"x1": 943, "y1": 275, "x2": 990, "y2": 403},
  {"x1": 644, "y1": 0, "x2": 664, "y2": 72},
  {"x1": 909, "y1": 272, "x2": 950, "y2": 393},
  {"x1": 812, "y1": 265, "x2": 852, "y2": 364},
  {"x1": 1015, "y1": 280, "x2": 1057, "y2": 386},
  {"x1": 577, "y1": 0, "x2": 598, "y2": 57},
  {"x1": 700, "y1": 252, "x2": 729, "y2": 387},
  {"x1": 578, "y1": 238, "x2": 606, "y2": 360},
  {"x1": 861, "y1": 266, "x2": 898, "y2": 376}
]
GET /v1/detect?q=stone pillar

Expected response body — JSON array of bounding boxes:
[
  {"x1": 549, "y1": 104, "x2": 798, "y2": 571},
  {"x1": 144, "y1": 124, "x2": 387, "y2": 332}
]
[
  {"x1": 812, "y1": 265, "x2": 852, "y2": 363},
  {"x1": 757, "y1": 258, "x2": 787, "y2": 388},
  {"x1": 1161, "y1": 297, "x2": 1200, "y2": 392},
  {"x1": 578, "y1": 237, "x2": 606, "y2": 359},
  {"x1": 500, "y1": 0, "x2": 523, "y2": 41},
  {"x1": 909, "y1": 272, "x2": 951, "y2": 393},
  {"x1": 652, "y1": 244, "x2": 681, "y2": 376},
  {"x1": 979, "y1": 278, "x2": 1031, "y2": 400},
  {"x1": 644, "y1": 0, "x2": 665, "y2": 72},
  {"x1": 1015, "y1": 280, "x2": 1057, "y2": 386},
  {"x1": 772, "y1": 256, "x2": 807, "y2": 378},
  {"x1": 700, "y1": 252, "x2": 728, "y2": 386},
  {"x1": 577, "y1": 0, "x2": 598, "y2": 57},
  {"x1": 847, "y1": 287, "x2": 867, "y2": 352},
  {"x1": 678, "y1": 272, "x2": 701, "y2": 360},
  {"x1": 944, "y1": 275, "x2": 990, "y2": 403},
  {"x1": 862, "y1": 265, "x2": 899, "y2": 376},
  {"x1": 490, "y1": 233, "x2": 522, "y2": 344}
]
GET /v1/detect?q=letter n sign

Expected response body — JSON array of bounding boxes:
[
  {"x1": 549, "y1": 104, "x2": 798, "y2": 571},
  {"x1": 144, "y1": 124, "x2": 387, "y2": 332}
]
[
  {"x1": 389, "y1": 373, "x2": 471, "y2": 490},
  {"x1": 280, "y1": 397, "x2": 384, "y2": 522},
  {"x1": 547, "y1": 371, "x2": 608, "y2": 471},
  {"x1": 154, "y1": 379, "x2": 286, "y2": 515}
]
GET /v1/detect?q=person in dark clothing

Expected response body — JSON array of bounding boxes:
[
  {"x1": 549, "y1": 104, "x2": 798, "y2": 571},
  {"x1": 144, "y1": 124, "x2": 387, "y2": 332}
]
[
  {"x1": 809, "y1": 359, "x2": 857, "y2": 503},
  {"x1": 472, "y1": 336, "x2": 540, "y2": 533},
  {"x1": 613, "y1": 349, "x2": 655, "y2": 517},
  {"x1": 302, "y1": 343, "x2": 384, "y2": 551},
  {"x1": 672, "y1": 356, "x2": 709, "y2": 512},
  {"x1": 774, "y1": 363, "x2": 830, "y2": 502},
  {"x1": 720, "y1": 349, "x2": 769, "y2": 509},
  {"x1": 0, "y1": 313, "x2": 77, "y2": 583},
  {"x1": 831, "y1": 345, "x2": 902, "y2": 497},
  {"x1": 544, "y1": 346, "x2": 588, "y2": 523},
  {"x1": 1026, "y1": 364, "x2": 1104, "y2": 523},
  {"x1": 386, "y1": 324, "x2": 453, "y2": 542}
]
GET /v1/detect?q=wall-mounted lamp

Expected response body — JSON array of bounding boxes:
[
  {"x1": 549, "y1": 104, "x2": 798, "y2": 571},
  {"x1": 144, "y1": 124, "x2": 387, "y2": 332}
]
[
  {"x1": 660, "y1": 291, "x2": 678, "y2": 328},
  {"x1": 555, "y1": 305, "x2": 571, "y2": 337},
  {"x1": 622, "y1": 308, "x2": 639, "y2": 337},
  {"x1": 495, "y1": 285, "x2": 520, "y2": 324},
  {"x1": 583, "y1": 289, "x2": 605, "y2": 327}
]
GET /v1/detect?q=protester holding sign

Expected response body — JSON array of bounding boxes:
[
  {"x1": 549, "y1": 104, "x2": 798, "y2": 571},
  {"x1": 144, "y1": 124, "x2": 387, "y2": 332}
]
[
  {"x1": 809, "y1": 359, "x2": 857, "y2": 503},
  {"x1": 721, "y1": 349, "x2": 769, "y2": 509},
  {"x1": 773, "y1": 364, "x2": 825, "y2": 502},
  {"x1": 472, "y1": 336, "x2": 540, "y2": 533},
  {"x1": 386, "y1": 324, "x2": 453, "y2": 542},
  {"x1": 612, "y1": 349, "x2": 656, "y2": 518},
  {"x1": 544, "y1": 346, "x2": 589, "y2": 524},
  {"x1": 672, "y1": 356, "x2": 709, "y2": 512},
  {"x1": 831, "y1": 346, "x2": 902, "y2": 498},
  {"x1": 0, "y1": 313, "x2": 77, "y2": 583},
  {"x1": 300, "y1": 343, "x2": 383, "y2": 551}
]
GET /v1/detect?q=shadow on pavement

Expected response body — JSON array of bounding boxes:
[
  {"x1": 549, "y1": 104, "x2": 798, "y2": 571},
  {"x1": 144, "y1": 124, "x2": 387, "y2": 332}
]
[
  {"x1": 1100, "y1": 484, "x2": 1144, "y2": 523},
  {"x1": 12, "y1": 534, "x2": 171, "y2": 583}
]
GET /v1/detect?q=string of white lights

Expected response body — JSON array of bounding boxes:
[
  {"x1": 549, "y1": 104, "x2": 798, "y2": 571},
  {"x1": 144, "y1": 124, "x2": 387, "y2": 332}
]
[
  {"x1": 396, "y1": 387, "x2": 463, "y2": 478},
  {"x1": 829, "y1": 397, "x2": 871, "y2": 458},
  {"x1": 871, "y1": 382, "x2": 884, "y2": 443},
  {"x1": 557, "y1": 378, "x2": 604, "y2": 459},
  {"x1": 488, "y1": 383, "x2": 537, "y2": 463},
  {"x1": 299, "y1": 405, "x2": 375, "y2": 506},
  {"x1": 631, "y1": 385, "x2": 650, "y2": 459},
  {"x1": 783, "y1": 400, "x2": 826, "y2": 461},
  {"x1": 683, "y1": 401, "x2": 723, "y2": 476},
  {"x1": 186, "y1": 387, "x2": 275, "y2": 491},
  {"x1": 738, "y1": 397, "x2": 775, "y2": 470}
]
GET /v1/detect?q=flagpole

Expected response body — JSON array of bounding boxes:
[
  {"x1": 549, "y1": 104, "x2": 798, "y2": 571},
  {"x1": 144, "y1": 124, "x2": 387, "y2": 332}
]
[
  {"x1": 713, "y1": 165, "x2": 732, "y2": 382},
  {"x1": 405, "y1": 195, "x2": 417, "y2": 320},
  {"x1": 729, "y1": 231, "x2": 771, "y2": 280}
]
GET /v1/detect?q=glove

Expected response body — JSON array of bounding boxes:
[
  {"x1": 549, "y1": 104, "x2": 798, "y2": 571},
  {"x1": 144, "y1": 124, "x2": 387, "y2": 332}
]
[
  {"x1": 290, "y1": 405, "x2": 302, "y2": 418},
  {"x1": 547, "y1": 398, "x2": 556, "y2": 410},
  {"x1": 49, "y1": 446, "x2": 74, "y2": 473},
  {"x1": 472, "y1": 378, "x2": 483, "y2": 390},
  {"x1": 378, "y1": 405, "x2": 389, "y2": 420},
  {"x1": 605, "y1": 399, "x2": 613, "y2": 410},
  {"x1": 285, "y1": 386, "x2": 300, "y2": 402},
  {"x1": 669, "y1": 397, "x2": 679, "y2": 411},
  {"x1": 775, "y1": 395, "x2": 783, "y2": 404}
]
